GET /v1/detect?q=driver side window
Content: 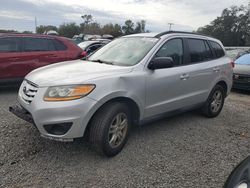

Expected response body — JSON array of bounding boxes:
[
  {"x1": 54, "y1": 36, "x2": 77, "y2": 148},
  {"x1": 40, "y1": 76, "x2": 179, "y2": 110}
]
[{"x1": 155, "y1": 38, "x2": 184, "y2": 66}]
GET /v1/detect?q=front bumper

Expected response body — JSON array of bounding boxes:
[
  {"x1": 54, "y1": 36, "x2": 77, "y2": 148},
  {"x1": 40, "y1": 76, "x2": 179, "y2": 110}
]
[
  {"x1": 12, "y1": 82, "x2": 99, "y2": 140},
  {"x1": 9, "y1": 105, "x2": 34, "y2": 124}
]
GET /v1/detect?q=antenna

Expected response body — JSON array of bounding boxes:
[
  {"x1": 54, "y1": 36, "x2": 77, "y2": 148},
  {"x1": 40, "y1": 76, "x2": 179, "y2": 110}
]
[
  {"x1": 35, "y1": 17, "x2": 37, "y2": 33},
  {"x1": 168, "y1": 23, "x2": 174, "y2": 31}
]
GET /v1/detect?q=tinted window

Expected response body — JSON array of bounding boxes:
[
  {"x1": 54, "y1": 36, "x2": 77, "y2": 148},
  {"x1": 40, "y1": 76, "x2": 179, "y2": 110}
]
[
  {"x1": 209, "y1": 41, "x2": 225, "y2": 58},
  {"x1": 53, "y1": 39, "x2": 67, "y2": 51},
  {"x1": 155, "y1": 38, "x2": 184, "y2": 66},
  {"x1": 0, "y1": 37, "x2": 20, "y2": 52},
  {"x1": 87, "y1": 44, "x2": 102, "y2": 53},
  {"x1": 22, "y1": 38, "x2": 55, "y2": 52},
  {"x1": 188, "y1": 39, "x2": 213, "y2": 63},
  {"x1": 204, "y1": 41, "x2": 213, "y2": 59}
]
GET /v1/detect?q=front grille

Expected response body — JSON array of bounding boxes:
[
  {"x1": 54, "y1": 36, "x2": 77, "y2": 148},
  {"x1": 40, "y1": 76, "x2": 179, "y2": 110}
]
[
  {"x1": 233, "y1": 74, "x2": 250, "y2": 82},
  {"x1": 21, "y1": 80, "x2": 38, "y2": 104}
]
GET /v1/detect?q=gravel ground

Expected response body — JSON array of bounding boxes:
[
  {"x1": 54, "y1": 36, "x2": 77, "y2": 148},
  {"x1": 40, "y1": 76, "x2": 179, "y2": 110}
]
[{"x1": 0, "y1": 87, "x2": 250, "y2": 188}]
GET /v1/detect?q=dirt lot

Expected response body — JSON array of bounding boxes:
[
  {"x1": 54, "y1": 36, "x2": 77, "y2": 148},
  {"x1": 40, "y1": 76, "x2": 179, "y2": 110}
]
[{"x1": 0, "y1": 88, "x2": 250, "y2": 188}]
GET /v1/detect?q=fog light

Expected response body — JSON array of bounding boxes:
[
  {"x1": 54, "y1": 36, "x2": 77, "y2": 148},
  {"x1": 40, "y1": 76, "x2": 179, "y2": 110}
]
[{"x1": 43, "y1": 123, "x2": 72, "y2": 135}]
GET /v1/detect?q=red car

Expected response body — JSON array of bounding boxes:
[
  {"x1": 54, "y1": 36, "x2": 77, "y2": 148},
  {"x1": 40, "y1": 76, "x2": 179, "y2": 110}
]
[{"x1": 0, "y1": 33, "x2": 84, "y2": 83}]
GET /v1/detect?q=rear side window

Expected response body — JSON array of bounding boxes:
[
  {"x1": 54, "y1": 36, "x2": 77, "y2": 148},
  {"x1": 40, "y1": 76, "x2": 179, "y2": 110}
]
[
  {"x1": 53, "y1": 39, "x2": 67, "y2": 51},
  {"x1": 187, "y1": 39, "x2": 213, "y2": 63},
  {"x1": 0, "y1": 37, "x2": 20, "y2": 52},
  {"x1": 209, "y1": 41, "x2": 225, "y2": 58},
  {"x1": 22, "y1": 38, "x2": 55, "y2": 52}
]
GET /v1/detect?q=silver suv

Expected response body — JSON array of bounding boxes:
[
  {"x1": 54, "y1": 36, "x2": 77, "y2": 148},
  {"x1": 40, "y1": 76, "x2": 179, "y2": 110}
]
[{"x1": 10, "y1": 31, "x2": 233, "y2": 157}]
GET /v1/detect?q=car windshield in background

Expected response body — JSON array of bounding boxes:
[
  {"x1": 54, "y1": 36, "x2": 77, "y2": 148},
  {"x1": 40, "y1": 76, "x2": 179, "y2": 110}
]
[
  {"x1": 78, "y1": 41, "x2": 97, "y2": 49},
  {"x1": 226, "y1": 48, "x2": 250, "y2": 60},
  {"x1": 235, "y1": 53, "x2": 250, "y2": 65},
  {"x1": 88, "y1": 37, "x2": 159, "y2": 66}
]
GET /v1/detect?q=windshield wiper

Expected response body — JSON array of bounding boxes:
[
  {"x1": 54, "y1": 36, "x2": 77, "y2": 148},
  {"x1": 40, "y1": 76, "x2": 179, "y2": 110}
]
[{"x1": 89, "y1": 59, "x2": 113, "y2": 65}]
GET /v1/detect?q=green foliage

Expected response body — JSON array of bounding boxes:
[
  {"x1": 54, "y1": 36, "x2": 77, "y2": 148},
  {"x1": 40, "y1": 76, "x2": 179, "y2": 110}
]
[
  {"x1": 102, "y1": 23, "x2": 122, "y2": 37},
  {"x1": 197, "y1": 5, "x2": 250, "y2": 46},
  {"x1": 2, "y1": 14, "x2": 147, "y2": 38},
  {"x1": 58, "y1": 22, "x2": 80, "y2": 38},
  {"x1": 0, "y1": 29, "x2": 18, "y2": 33},
  {"x1": 0, "y1": 29, "x2": 33, "y2": 34}
]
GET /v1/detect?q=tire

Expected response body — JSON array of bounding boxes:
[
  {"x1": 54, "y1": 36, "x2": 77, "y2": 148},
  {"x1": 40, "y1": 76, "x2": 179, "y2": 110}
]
[
  {"x1": 201, "y1": 85, "x2": 226, "y2": 118},
  {"x1": 89, "y1": 102, "x2": 131, "y2": 157},
  {"x1": 224, "y1": 156, "x2": 250, "y2": 188}
]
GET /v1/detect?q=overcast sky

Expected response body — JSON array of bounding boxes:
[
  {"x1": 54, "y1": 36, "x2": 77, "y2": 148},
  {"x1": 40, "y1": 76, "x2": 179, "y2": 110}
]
[{"x1": 1, "y1": 0, "x2": 249, "y2": 32}]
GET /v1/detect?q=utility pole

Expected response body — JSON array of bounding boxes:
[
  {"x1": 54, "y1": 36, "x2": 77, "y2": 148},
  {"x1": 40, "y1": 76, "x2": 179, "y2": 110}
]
[
  {"x1": 35, "y1": 17, "x2": 37, "y2": 33},
  {"x1": 168, "y1": 23, "x2": 174, "y2": 31}
]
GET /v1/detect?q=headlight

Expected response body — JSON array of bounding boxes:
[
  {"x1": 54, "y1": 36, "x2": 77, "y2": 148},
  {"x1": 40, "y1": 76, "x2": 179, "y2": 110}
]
[{"x1": 44, "y1": 84, "x2": 95, "y2": 101}]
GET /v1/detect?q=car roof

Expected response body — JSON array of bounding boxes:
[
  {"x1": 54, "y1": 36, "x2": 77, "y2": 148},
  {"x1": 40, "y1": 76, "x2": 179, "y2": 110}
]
[
  {"x1": 0, "y1": 33, "x2": 62, "y2": 39},
  {"x1": 124, "y1": 31, "x2": 220, "y2": 43}
]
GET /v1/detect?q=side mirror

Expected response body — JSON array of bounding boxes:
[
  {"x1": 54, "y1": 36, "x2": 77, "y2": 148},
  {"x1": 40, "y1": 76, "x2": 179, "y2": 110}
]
[{"x1": 148, "y1": 57, "x2": 174, "y2": 70}]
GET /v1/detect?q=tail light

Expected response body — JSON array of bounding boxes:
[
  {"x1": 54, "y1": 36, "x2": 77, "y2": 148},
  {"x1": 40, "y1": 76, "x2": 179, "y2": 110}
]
[
  {"x1": 79, "y1": 51, "x2": 87, "y2": 59},
  {"x1": 230, "y1": 61, "x2": 235, "y2": 68}
]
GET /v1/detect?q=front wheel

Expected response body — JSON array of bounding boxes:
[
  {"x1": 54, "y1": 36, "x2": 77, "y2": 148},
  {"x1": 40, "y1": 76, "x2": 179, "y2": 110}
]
[
  {"x1": 201, "y1": 85, "x2": 226, "y2": 118},
  {"x1": 89, "y1": 102, "x2": 131, "y2": 157}
]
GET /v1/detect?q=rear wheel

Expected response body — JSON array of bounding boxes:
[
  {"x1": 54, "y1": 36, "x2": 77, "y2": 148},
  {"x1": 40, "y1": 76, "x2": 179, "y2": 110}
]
[
  {"x1": 202, "y1": 85, "x2": 226, "y2": 118},
  {"x1": 89, "y1": 102, "x2": 131, "y2": 157}
]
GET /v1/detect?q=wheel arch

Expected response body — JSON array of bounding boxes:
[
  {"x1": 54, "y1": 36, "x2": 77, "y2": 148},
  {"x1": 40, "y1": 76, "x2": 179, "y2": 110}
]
[
  {"x1": 83, "y1": 96, "x2": 141, "y2": 138},
  {"x1": 216, "y1": 80, "x2": 228, "y2": 96}
]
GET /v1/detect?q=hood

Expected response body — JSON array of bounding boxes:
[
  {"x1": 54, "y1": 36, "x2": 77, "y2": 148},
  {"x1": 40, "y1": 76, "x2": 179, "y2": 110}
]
[
  {"x1": 26, "y1": 60, "x2": 133, "y2": 87},
  {"x1": 234, "y1": 64, "x2": 250, "y2": 75}
]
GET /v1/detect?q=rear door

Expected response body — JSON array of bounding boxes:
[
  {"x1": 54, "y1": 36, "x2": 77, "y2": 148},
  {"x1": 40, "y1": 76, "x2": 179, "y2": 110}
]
[
  {"x1": 19, "y1": 37, "x2": 64, "y2": 77},
  {"x1": 0, "y1": 37, "x2": 22, "y2": 79},
  {"x1": 176, "y1": 38, "x2": 219, "y2": 105}
]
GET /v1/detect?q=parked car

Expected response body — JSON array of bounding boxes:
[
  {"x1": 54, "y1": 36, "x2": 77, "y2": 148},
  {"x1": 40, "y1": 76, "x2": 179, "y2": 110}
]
[
  {"x1": 10, "y1": 31, "x2": 233, "y2": 157},
  {"x1": 0, "y1": 33, "x2": 84, "y2": 84},
  {"x1": 233, "y1": 53, "x2": 250, "y2": 90},
  {"x1": 78, "y1": 40, "x2": 110, "y2": 57}
]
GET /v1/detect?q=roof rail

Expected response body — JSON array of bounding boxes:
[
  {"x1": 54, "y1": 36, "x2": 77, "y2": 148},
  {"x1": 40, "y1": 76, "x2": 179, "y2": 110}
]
[{"x1": 155, "y1": 30, "x2": 210, "y2": 38}]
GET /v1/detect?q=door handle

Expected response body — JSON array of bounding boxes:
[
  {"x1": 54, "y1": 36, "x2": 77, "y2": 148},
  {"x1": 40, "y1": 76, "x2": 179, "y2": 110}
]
[
  {"x1": 180, "y1": 74, "x2": 189, "y2": 80},
  {"x1": 213, "y1": 67, "x2": 220, "y2": 72}
]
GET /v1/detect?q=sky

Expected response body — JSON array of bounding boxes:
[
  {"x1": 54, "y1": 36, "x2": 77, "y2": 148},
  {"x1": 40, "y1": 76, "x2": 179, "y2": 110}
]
[{"x1": 0, "y1": 0, "x2": 249, "y2": 33}]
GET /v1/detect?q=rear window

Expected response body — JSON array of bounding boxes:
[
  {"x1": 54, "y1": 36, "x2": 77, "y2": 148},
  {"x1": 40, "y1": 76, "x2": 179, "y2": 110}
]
[
  {"x1": 22, "y1": 37, "x2": 55, "y2": 52},
  {"x1": 0, "y1": 37, "x2": 20, "y2": 52},
  {"x1": 209, "y1": 41, "x2": 225, "y2": 58},
  {"x1": 187, "y1": 39, "x2": 213, "y2": 63}
]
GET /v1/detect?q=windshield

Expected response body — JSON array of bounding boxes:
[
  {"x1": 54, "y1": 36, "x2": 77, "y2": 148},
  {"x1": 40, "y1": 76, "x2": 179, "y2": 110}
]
[
  {"x1": 88, "y1": 37, "x2": 159, "y2": 66},
  {"x1": 235, "y1": 53, "x2": 250, "y2": 65}
]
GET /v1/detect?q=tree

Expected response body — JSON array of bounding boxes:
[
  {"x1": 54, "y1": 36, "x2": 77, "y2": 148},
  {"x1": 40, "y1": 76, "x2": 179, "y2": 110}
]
[
  {"x1": 22, "y1": 31, "x2": 33, "y2": 34},
  {"x1": 58, "y1": 22, "x2": 80, "y2": 38},
  {"x1": 122, "y1": 20, "x2": 135, "y2": 35},
  {"x1": 81, "y1": 14, "x2": 93, "y2": 25},
  {"x1": 134, "y1": 20, "x2": 146, "y2": 33},
  {"x1": 198, "y1": 5, "x2": 250, "y2": 46},
  {"x1": 102, "y1": 23, "x2": 122, "y2": 37}
]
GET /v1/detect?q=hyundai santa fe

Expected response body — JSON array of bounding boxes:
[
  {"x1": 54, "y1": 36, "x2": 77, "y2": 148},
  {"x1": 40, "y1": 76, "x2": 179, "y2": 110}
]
[{"x1": 10, "y1": 31, "x2": 233, "y2": 157}]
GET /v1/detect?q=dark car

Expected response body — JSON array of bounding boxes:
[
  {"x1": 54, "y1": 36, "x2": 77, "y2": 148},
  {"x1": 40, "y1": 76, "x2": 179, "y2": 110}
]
[
  {"x1": 233, "y1": 53, "x2": 250, "y2": 91},
  {"x1": 0, "y1": 33, "x2": 84, "y2": 84},
  {"x1": 77, "y1": 40, "x2": 110, "y2": 57}
]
